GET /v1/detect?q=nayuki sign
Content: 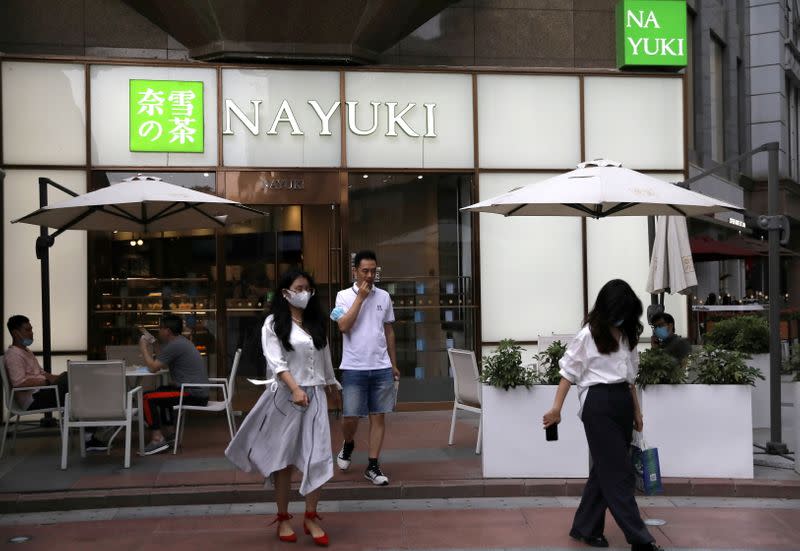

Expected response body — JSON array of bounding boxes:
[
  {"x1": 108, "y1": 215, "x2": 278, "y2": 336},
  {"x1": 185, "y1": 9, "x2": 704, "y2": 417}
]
[
  {"x1": 616, "y1": 0, "x2": 687, "y2": 69},
  {"x1": 130, "y1": 79, "x2": 205, "y2": 153}
]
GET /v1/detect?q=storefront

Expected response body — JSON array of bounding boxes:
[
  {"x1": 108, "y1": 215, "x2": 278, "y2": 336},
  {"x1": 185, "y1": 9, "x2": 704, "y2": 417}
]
[{"x1": 1, "y1": 58, "x2": 687, "y2": 404}]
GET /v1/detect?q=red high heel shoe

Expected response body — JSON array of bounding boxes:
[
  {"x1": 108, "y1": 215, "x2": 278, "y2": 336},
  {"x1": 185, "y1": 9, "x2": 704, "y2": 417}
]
[
  {"x1": 270, "y1": 513, "x2": 297, "y2": 543},
  {"x1": 303, "y1": 511, "x2": 329, "y2": 547}
]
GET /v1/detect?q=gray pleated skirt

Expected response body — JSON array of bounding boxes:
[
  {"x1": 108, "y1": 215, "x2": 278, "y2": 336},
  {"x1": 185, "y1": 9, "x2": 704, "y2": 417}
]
[{"x1": 225, "y1": 383, "x2": 333, "y2": 496}]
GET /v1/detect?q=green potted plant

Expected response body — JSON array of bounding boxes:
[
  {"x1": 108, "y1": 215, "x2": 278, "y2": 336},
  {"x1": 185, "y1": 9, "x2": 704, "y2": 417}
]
[
  {"x1": 704, "y1": 315, "x2": 770, "y2": 428},
  {"x1": 635, "y1": 348, "x2": 685, "y2": 388},
  {"x1": 534, "y1": 340, "x2": 567, "y2": 385},
  {"x1": 640, "y1": 344, "x2": 761, "y2": 479},
  {"x1": 480, "y1": 338, "x2": 588, "y2": 479},
  {"x1": 479, "y1": 339, "x2": 535, "y2": 390},
  {"x1": 689, "y1": 346, "x2": 764, "y2": 386}
]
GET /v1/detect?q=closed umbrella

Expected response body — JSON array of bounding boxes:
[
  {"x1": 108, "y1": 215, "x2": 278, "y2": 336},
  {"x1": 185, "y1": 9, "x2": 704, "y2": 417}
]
[{"x1": 646, "y1": 216, "x2": 697, "y2": 295}]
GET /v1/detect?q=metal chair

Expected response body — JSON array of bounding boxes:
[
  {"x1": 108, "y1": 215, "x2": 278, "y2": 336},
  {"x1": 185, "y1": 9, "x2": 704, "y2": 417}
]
[
  {"x1": 172, "y1": 348, "x2": 241, "y2": 454},
  {"x1": 447, "y1": 348, "x2": 482, "y2": 455},
  {"x1": 61, "y1": 360, "x2": 144, "y2": 469},
  {"x1": 1, "y1": 354, "x2": 64, "y2": 458}
]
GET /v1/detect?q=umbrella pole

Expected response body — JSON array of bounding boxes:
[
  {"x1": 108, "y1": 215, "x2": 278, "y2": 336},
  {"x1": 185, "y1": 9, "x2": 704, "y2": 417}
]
[
  {"x1": 35, "y1": 178, "x2": 56, "y2": 428},
  {"x1": 766, "y1": 146, "x2": 789, "y2": 454}
]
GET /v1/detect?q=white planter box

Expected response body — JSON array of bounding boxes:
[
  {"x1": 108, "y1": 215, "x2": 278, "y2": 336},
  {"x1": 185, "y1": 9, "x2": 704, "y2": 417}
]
[
  {"x1": 749, "y1": 354, "x2": 771, "y2": 429},
  {"x1": 481, "y1": 384, "x2": 589, "y2": 478},
  {"x1": 641, "y1": 385, "x2": 753, "y2": 478}
]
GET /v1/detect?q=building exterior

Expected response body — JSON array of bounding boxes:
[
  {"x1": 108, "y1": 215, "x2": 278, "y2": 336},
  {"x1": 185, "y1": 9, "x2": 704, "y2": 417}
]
[{"x1": 2, "y1": 1, "x2": 693, "y2": 405}]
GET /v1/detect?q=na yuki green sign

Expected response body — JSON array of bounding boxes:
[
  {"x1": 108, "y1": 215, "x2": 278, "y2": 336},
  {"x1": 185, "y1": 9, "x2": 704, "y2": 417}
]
[
  {"x1": 616, "y1": 0, "x2": 687, "y2": 69},
  {"x1": 130, "y1": 79, "x2": 204, "y2": 153}
]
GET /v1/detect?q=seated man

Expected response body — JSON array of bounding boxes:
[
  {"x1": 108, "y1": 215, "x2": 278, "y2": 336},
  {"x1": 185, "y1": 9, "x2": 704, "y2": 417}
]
[
  {"x1": 650, "y1": 312, "x2": 692, "y2": 365},
  {"x1": 139, "y1": 314, "x2": 209, "y2": 455},
  {"x1": 4, "y1": 315, "x2": 106, "y2": 450}
]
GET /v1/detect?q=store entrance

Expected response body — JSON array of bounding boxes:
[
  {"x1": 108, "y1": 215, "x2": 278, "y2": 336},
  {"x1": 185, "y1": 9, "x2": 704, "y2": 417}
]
[{"x1": 222, "y1": 172, "x2": 343, "y2": 379}]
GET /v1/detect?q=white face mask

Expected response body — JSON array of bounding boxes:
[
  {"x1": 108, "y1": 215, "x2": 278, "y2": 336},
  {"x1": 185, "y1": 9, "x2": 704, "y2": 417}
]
[{"x1": 285, "y1": 289, "x2": 312, "y2": 310}]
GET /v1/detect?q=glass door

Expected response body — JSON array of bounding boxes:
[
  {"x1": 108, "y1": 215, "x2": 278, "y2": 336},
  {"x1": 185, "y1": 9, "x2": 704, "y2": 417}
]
[{"x1": 223, "y1": 204, "x2": 341, "y2": 382}]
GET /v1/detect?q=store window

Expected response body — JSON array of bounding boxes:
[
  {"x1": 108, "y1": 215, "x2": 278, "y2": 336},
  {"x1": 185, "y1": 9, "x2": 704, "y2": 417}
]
[
  {"x1": 348, "y1": 173, "x2": 474, "y2": 402},
  {"x1": 87, "y1": 171, "x2": 219, "y2": 376}
]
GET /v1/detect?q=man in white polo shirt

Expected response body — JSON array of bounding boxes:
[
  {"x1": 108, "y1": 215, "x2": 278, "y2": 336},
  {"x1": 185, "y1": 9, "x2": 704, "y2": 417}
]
[{"x1": 334, "y1": 250, "x2": 399, "y2": 486}]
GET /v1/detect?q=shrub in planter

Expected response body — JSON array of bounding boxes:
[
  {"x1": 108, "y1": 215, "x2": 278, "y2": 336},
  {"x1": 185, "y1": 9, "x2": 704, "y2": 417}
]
[
  {"x1": 479, "y1": 339, "x2": 536, "y2": 390},
  {"x1": 688, "y1": 345, "x2": 765, "y2": 386},
  {"x1": 704, "y1": 315, "x2": 769, "y2": 354},
  {"x1": 482, "y1": 338, "x2": 588, "y2": 477},
  {"x1": 534, "y1": 340, "x2": 567, "y2": 385},
  {"x1": 636, "y1": 348, "x2": 686, "y2": 388}
]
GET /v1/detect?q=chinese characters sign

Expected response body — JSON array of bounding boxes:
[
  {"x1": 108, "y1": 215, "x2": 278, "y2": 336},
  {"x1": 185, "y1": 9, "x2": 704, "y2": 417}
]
[{"x1": 129, "y1": 80, "x2": 204, "y2": 152}]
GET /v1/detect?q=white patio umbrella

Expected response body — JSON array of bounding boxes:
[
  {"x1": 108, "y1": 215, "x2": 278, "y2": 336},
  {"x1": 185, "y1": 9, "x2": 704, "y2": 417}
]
[
  {"x1": 463, "y1": 160, "x2": 741, "y2": 218},
  {"x1": 13, "y1": 175, "x2": 265, "y2": 232},
  {"x1": 646, "y1": 216, "x2": 697, "y2": 295},
  {"x1": 12, "y1": 174, "x2": 266, "y2": 376}
]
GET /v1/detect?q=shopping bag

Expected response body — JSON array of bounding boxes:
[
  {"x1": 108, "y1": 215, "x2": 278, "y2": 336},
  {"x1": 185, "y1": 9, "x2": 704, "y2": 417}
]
[{"x1": 631, "y1": 431, "x2": 663, "y2": 495}]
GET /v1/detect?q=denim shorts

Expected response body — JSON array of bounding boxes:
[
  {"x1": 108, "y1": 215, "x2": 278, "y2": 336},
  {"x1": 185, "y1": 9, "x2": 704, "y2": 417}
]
[{"x1": 341, "y1": 368, "x2": 396, "y2": 417}]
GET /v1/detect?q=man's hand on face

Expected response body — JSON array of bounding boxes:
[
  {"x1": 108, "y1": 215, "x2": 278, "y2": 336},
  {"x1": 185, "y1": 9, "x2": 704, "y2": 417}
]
[{"x1": 357, "y1": 280, "x2": 372, "y2": 299}]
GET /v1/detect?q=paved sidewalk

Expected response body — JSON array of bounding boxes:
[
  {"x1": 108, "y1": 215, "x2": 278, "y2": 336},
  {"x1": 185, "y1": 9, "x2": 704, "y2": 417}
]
[
  {"x1": 1, "y1": 410, "x2": 798, "y2": 512},
  {"x1": 2, "y1": 496, "x2": 800, "y2": 550}
]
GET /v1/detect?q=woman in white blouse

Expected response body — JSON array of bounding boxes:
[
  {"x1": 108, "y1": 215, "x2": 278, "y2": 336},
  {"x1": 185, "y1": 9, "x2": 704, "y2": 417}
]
[
  {"x1": 543, "y1": 279, "x2": 661, "y2": 551},
  {"x1": 226, "y1": 269, "x2": 340, "y2": 546}
]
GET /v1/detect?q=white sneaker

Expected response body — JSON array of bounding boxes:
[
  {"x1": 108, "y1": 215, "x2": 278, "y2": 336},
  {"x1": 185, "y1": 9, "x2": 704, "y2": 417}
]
[
  {"x1": 337, "y1": 442, "x2": 352, "y2": 471},
  {"x1": 364, "y1": 465, "x2": 389, "y2": 486}
]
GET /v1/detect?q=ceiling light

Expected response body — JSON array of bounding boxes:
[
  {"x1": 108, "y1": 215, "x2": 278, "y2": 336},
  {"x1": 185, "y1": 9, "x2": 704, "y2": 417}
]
[
  {"x1": 137, "y1": 239, "x2": 144, "y2": 246},
  {"x1": 417, "y1": 175, "x2": 423, "y2": 180},
  {"x1": 362, "y1": 174, "x2": 369, "y2": 179},
  {"x1": 203, "y1": 173, "x2": 209, "y2": 177},
  {"x1": 129, "y1": 240, "x2": 136, "y2": 246}
]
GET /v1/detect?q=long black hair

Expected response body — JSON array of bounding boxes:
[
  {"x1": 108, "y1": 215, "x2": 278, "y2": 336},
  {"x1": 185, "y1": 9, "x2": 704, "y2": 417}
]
[
  {"x1": 270, "y1": 269, "x2": 327, "y2": 351},
  {"x1": 584, "y1": 279, "x2": 643, "y2": 354}
]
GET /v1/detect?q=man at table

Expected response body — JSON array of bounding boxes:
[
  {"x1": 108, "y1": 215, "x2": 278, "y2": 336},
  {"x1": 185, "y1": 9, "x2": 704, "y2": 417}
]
[
  {"x1": 139, "y1": 314, "x2": 209, "y2": 455},
  {"x1": 4, "y1": 315, "x2": 107, "y2": 451}
]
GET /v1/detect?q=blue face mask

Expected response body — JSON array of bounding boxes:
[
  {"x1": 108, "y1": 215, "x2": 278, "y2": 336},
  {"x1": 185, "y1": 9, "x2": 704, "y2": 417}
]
[
  {"x1": 21, "y1": 337, "x2": 33, "y2": 347},
  {"x1": 654, "y1": 326, "x2": 670, "y2": 341}
]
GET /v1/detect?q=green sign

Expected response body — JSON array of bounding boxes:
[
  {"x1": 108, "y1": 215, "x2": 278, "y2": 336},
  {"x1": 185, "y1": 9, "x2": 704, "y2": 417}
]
[
  {"x1": 129, "y1": 79, "x2": 204, "y2": 152},
  {"x1": 616, "y1": 0, "x2": 687, "y2": 69}
]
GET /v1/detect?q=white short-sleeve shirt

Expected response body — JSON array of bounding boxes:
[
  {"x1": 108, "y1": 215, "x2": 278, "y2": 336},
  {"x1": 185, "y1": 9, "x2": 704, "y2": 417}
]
[
  {"x1": 335, "y1": 283, "x2": 395, "y2": 370},
  {"x1": 558, "y1": 326, "x2": 638, "y2": 417}
]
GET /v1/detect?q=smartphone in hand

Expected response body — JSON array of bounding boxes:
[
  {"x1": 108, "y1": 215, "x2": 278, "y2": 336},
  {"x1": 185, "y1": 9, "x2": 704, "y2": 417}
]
[{"x1": 545, "y1": 423, "x2": 559, "y2": 441}]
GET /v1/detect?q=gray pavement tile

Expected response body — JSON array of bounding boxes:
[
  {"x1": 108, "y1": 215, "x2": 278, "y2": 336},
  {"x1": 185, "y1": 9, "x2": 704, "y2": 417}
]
[{"x1": 348, "y1": 446, "x2": 477, "y2": 464}]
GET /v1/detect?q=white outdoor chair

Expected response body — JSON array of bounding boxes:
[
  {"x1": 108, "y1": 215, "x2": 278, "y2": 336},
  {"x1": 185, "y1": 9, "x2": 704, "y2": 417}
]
[
  {"x1": 61, "y1": 360, "x2": 144, "y2": 469},
  {"x1": 172, "y1": 348, "x2": 241, "y2": 454},
  {"x1": 447, "y1": 348, "x2": 482, "y2": 455},
  {"x1": 1, "y1": 354, "x2": 64, "y2": 458}
]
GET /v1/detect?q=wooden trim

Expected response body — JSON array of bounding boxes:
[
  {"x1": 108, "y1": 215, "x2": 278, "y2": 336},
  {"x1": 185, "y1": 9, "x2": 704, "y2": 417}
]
[
  {"x1": 217, "y1": 65, "x2": 223, "y2": 168},
  {"x1": 1, "y1": 54, "x2": 686, "y2": 79},
  {"x1": 482, "y1": 340, "x2": 539, "y2": 346},
  {"x1": 1, "y1": 164, "x2": 90, "y2": 170},
  {"x1": 347, "y1": 167, "x2": 474, "y2": 174},
  {"x1": 339, "y1": 70, "x2": 347, "y2": 169},
  {"x1": 579, "y1": 75, "x2": 589, "y2": 320},
  {"x1": 471, "y1": 73, "x2": 482, "y2": 356},
  {"x1": 478, "y1": 167, "x2": 574, "y2": 173}
]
